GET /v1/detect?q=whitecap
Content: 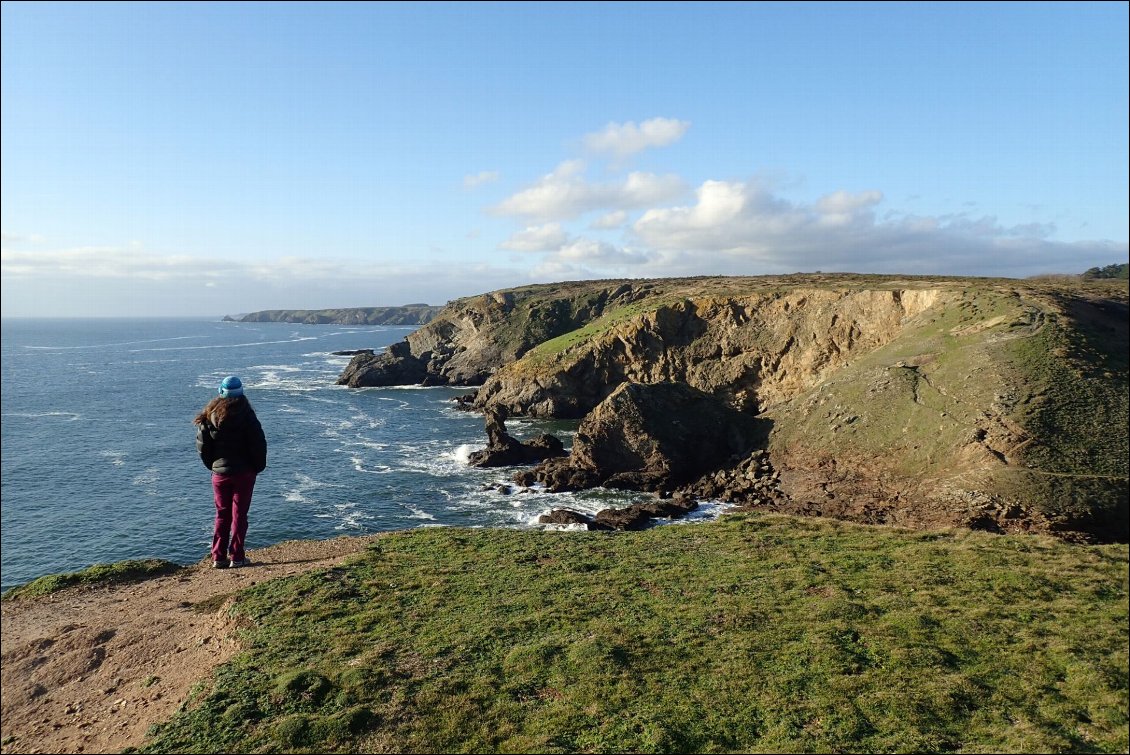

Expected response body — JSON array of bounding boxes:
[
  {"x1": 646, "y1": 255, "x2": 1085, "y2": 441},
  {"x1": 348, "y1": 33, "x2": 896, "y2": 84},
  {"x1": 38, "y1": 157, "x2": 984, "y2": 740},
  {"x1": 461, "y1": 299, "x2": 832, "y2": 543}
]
[
  {"x1": 130, "y1": 336, "x2": 319, "y2": 353},
  {"x1": 341, "y1": 437, "x2": 389, "y2": 451},
  {"x1": 350, "y1": 456, "x2": 394, "y2": 474},
  {"x1": 132, "y1": 468, "x2": 160, "y2": 486},
  {"x1": 332, "y1": 503, "x2": 375, "y2": 530},
  {"x1": 402, "y1": 506, "x2": 437, "y2": 520},
  {"x1": 100, "y1": 450, "x2": 127, "y2": 467},
  {"x1": 1, "y1": 411, "x2": 81, "y2": 422},
  {"x1": 23, "y1": 334, "x2": 207, "y2": 350}
]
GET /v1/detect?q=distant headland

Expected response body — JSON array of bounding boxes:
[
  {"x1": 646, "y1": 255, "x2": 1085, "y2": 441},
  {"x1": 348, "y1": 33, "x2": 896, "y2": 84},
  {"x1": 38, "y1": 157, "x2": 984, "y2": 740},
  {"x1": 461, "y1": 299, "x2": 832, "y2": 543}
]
[{"x1": 223, "y1": 304, "x2": 443, "y2": 325}]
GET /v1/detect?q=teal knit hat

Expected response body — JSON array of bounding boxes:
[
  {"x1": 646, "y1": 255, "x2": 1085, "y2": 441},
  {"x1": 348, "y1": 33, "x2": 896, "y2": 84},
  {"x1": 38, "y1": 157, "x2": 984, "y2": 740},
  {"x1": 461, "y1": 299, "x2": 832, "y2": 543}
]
[{"x1": 218, "y1": 375, "x2": 244, "y2": 398}]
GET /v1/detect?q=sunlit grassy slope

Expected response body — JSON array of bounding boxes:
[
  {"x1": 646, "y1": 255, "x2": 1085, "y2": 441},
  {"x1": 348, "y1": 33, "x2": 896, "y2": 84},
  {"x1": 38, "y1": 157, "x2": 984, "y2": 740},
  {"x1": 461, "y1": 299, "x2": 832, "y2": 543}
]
[{"x1": 135, "y1": 515, "x2": 1128, "y2": 754}]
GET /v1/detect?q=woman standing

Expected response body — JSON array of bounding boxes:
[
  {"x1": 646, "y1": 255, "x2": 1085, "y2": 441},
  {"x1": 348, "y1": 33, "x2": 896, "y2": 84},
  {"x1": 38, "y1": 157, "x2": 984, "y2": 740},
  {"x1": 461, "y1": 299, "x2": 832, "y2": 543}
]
[{"x1": 195, "y1": 375, "x2": 268, "y2": 569}]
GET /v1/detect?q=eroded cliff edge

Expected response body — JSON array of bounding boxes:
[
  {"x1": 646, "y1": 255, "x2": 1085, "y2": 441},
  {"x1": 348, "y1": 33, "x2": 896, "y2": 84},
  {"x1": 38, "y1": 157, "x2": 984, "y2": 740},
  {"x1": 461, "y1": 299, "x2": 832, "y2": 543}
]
[{"x1": 337, "y1": 275, "x2": 1129, "y2": 542}]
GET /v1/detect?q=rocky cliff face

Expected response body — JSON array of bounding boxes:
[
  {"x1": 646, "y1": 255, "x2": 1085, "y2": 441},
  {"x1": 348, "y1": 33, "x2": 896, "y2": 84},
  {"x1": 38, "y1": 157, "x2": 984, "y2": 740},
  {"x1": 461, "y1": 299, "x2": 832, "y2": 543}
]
[
  {"x1": 338, "y1": 281, "x2": 651, "y2": 386},
  {"x1": 474, "y1": 288, "x2": 944, "y2": 418},
  {"x1": 335, "y1": 275, "x2": 1129, "y2": 541}
]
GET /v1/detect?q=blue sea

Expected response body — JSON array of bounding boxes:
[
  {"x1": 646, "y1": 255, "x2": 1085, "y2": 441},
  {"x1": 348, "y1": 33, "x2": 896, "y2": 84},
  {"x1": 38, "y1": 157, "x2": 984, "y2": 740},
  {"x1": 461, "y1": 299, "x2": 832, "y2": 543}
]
[{"x1": 1, "y1": 318, "x2": 730, "y2": 593}]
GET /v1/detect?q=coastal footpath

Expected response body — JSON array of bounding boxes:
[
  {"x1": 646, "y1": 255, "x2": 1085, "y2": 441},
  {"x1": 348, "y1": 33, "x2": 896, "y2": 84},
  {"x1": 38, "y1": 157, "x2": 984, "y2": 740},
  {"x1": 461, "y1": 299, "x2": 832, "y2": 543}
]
[{"x1": 338, "y1": 274, "x2": 1129, "y2": 543}]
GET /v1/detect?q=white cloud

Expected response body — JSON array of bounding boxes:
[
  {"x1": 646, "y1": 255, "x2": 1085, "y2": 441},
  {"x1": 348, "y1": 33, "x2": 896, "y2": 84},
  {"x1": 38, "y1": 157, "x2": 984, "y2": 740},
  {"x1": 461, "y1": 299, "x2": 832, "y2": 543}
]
[
  {"x1": 590, "y1": 210, "x2": 628, "y2": 229},
  {"x1": 631, "y1": 180, "x2": 1127, "y2": 277},
  {"x1": 634, "y1": 180, "x2": 807, "y2": 252},
  {"x1": 583, "y1": 117, "x2": 691, "y2": 159},
  {"x1": 0, "y1": 246, "x2": 239, "y2": 281},
  {"x1": 500, "y1": 223, "x2": 569, "y2": 252},
  {"x1": 557, "y1": 238, "x2": 651, "y2": 266},
  {"x1": 492, "y1": 160, "x2": 685, "y2": 221},
  {"x1": 1, "y1": 232, "x2": 46, "y2": 244},
  {"x1": 463, "y1": 170, "x2": 500, "y2": 189},
  {"x1": 816, "y1": 190, "x2": 884, "y2": 215}
]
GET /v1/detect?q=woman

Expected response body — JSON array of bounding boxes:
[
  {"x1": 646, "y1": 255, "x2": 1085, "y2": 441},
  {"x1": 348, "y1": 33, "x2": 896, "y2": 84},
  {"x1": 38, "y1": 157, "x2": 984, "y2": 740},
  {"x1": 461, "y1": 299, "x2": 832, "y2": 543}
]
[{"x1": 195, "y1": 375, "x2": 268, "y2": 569}]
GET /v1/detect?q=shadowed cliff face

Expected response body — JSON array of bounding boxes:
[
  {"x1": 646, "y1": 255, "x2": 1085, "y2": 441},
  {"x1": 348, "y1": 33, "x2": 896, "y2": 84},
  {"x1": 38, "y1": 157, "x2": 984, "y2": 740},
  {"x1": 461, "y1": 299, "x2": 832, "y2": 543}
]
[{"x1": 335, "y1": 275, "x2": 1128, "y2": 541}]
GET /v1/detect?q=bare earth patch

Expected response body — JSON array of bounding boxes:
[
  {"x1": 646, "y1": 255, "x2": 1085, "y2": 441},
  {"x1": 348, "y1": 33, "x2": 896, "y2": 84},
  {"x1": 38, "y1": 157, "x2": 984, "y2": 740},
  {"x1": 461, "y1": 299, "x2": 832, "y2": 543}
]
[{"x1": 1, "y1": 534, "x2": 386, "y2": 755}]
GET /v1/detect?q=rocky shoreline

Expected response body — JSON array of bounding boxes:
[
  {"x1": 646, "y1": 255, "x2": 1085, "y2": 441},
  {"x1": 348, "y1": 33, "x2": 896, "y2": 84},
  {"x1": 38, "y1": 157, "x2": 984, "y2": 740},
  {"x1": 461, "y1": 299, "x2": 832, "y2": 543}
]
[
  {"x1": 335, "y1": 275, "x2": 1129, "y2": 543},
  {"x1": 462, "y1": 382, "x2": 788, "y2": 531}
]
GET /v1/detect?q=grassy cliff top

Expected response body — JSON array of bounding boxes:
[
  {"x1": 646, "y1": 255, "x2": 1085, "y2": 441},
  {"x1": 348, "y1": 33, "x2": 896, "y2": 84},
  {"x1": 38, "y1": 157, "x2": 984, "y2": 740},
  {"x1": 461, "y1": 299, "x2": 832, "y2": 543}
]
[{"x1": 131, "y1": 514, "x2": 1127, "y2": 754}]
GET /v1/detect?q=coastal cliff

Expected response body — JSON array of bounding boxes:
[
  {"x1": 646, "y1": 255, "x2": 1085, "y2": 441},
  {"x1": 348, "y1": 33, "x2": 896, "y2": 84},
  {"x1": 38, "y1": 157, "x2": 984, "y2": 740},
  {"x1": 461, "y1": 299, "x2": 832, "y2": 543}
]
[{"x1": 337, "y1": 275, "x2": 1129, "y2": 542}]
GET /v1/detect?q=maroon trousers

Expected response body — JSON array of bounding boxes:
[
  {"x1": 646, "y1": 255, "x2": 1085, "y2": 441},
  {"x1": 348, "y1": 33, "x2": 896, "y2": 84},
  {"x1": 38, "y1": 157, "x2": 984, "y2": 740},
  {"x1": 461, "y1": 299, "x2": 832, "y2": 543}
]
[{"x1": 211, "y1": 471, "x2": 257, "y2": 562}]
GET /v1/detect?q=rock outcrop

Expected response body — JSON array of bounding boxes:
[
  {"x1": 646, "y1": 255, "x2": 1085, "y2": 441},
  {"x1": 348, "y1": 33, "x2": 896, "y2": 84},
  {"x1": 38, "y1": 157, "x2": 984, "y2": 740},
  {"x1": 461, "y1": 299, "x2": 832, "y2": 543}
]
[
  {"x1": 337, "y1": 281, "x2": 651, "y2": 387},
  {"x1": 517, "y1": 382, "x2": 768, "y2": 493},
  {"x1": 467, "y1": 407, "x2": 566, "y2": 468},
  {"x1": 337, "y1": 342, "x2": 428, "y2": 387},
  {"x1": 679, "y1": 449, "x2": 786, "y2": 506}
]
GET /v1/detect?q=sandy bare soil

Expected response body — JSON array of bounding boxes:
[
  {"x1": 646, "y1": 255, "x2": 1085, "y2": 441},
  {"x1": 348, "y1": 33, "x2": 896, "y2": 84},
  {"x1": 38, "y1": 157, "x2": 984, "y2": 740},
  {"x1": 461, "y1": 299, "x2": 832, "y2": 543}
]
[{"x1": 1, "y1": 534, "x2": 386, "y2": 755}]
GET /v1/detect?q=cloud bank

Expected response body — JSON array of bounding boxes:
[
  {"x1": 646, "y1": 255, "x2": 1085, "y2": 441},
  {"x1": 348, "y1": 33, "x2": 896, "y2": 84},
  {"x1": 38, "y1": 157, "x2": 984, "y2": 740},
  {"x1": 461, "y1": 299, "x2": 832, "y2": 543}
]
[
  {"x1": 0, "y1": 245, "x2": 523, "y2": 317},
  {"x1": 487, "y1": 119, "x2": 1127, "y2": 281}
]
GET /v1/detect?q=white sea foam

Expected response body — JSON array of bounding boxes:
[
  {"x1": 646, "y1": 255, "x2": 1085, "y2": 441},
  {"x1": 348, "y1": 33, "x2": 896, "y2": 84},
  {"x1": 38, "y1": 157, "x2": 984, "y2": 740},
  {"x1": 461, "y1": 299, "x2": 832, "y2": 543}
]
[
  {"x1": 350, "y1": 456, "x2": 394, "y2": 474},
  {"x1": 129, "y1": 336, "x2": 319, "y2": 353},
  {"x1": 401, "y1": 505, "x2": 437, "y2": 521},
  {"x1": 132, "y1": 468, "x2": 160, "y2": 486},
  {"x1": 299, "y1": 394, "x2": 347, "y2": 405},
  {"x1": 100, "y1": 450, "x2": 127, "y2": 467},
  {"x1": 347, "y1": 410, "x2": 383, "y2": 430},
  {"x1": 282, "y1": 473, "x2": 347, "y2": 505},
  {"x1": 451, "y1": 444, "x2": 476, "y2": 465},
  {"x1": 23, "y1": 334, "x2": 207, "y2": 350},
  {"x1": 329, "y1": 503, "x2": 374, "y2": 529},
  {"x1": 670, "y1": 499, "x2": 737, "y2": 524},
  {"x1": 394, "y1": 442, "x2": 472, "y2": 476},
  {"x1": 1, "y1": 411, "x2": 81, "y2": 422},
  {"x1": 341, "y1": 437, "x2": 389, "y2": 451}
]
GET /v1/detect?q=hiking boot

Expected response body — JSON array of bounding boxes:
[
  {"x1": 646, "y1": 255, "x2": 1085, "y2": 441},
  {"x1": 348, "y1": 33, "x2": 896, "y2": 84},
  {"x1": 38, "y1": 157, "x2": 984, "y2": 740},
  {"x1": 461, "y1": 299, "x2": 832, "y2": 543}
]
[
  {"x1": 229, "y1": 558, "x2": 249, "y2": 568},
  {"x1": 212, "y1": 559, "x2": 230, "y2": 569}
]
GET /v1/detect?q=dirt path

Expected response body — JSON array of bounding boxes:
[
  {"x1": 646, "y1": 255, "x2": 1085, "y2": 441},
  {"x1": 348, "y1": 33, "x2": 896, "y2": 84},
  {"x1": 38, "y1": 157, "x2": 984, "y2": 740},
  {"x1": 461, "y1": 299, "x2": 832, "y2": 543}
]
[{"x1": 1, "y1": 534, "x2": 387, "y2": 755}]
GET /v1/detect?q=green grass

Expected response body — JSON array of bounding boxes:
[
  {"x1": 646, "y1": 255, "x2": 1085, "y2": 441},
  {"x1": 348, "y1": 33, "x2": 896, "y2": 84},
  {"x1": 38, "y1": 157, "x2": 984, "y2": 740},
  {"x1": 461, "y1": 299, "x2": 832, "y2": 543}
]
[
  {"x1": 768, "y1": 289, "x2": 1025, "y2": 473},
  {"x1": 135, "y1": 516, "x2": 1128, "y2": 754},
  {"x1": 1005, "y1": 308, "x2": 1129, "y2": 478},
  {"x1": 522, "y1": 295, "x2": 688, "y2": 366},
  {"x1": 1, "y1": 558, "x2": 183, "y2": 600}
]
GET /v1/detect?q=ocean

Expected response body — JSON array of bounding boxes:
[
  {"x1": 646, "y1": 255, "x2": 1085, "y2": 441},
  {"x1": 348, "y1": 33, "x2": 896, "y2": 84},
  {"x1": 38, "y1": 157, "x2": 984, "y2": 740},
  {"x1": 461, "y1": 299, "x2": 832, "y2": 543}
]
[{"x1": 0, "y1": 318, "x2": 729, "y2": 593}]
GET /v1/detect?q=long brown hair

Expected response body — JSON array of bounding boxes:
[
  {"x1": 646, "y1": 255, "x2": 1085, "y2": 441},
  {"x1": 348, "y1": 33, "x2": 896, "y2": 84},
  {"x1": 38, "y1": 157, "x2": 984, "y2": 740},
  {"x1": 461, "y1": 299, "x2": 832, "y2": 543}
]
[{"x1": 194, "y1": 395, "x2": 251, "y2": 428}]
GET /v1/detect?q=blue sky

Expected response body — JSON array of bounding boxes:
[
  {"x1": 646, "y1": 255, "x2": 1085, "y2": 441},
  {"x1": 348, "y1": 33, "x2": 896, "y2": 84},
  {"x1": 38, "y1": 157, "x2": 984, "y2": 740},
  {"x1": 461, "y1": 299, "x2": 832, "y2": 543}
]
[{"x1": 2, "y1": 1, "x2": 1127, "y2": 317}]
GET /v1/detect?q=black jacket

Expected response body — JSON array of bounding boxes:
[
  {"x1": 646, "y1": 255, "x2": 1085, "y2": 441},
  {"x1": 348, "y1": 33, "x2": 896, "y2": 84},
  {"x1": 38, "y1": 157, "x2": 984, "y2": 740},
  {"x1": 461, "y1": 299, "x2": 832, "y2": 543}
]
[{"x1": 196, "y1": 399, "x2": 268, "y2": 475}]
